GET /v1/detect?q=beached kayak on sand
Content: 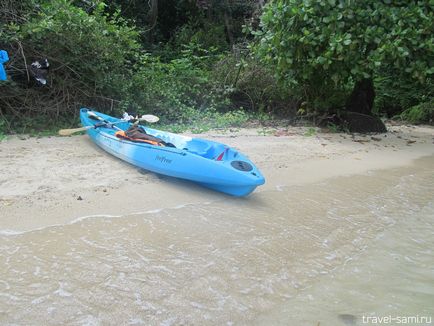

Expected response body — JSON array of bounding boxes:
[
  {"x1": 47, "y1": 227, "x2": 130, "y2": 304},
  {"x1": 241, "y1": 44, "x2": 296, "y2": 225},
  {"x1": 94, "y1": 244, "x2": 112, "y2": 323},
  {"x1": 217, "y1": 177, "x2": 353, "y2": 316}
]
[{"x1": 80, "y1": 108, "x2": 265, "y2": 196}]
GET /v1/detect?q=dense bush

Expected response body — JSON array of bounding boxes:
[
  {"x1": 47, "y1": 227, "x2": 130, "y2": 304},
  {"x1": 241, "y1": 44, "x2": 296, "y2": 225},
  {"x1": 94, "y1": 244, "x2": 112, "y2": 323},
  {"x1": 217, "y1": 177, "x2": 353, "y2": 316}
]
[
  {"x1": 212, "y1": 48, "x2": 298, "y2": 117},
  {"x1": 399, "y1": 101, "x2": 433, "y2": 124},
  {"x1": 124, "y1": 45, "x2": 228, "y2": 123},
  {"x1": 255, "y1": 0, "x2": 434, "y2": 113},
  {"x1": 1, "y1": 0, "x2": 433, "y2": 133},
  {"x1": 0, "y1": 0, "x2": 231, "y2": 131},
  {"x1": 0, "y1": 0, "x2": 259, "y2": 132},
  {"x1": 374, "y1": 73, "x2": 433, "y2": 119},
  {"x1": 1, "y1": 0, "x2": 141, "y2": 130}
]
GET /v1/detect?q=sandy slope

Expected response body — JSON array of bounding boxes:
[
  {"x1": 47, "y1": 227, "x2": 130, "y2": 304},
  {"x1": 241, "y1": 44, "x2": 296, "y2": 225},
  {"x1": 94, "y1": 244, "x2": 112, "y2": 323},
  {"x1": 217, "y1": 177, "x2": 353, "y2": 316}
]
[{"x1": 0, "y1": 124, "x2": 433, "y2": 233}]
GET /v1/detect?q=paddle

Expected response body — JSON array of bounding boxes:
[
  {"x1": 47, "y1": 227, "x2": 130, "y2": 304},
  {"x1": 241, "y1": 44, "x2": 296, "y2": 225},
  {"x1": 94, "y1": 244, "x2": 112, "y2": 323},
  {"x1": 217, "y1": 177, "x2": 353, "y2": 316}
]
[
  {"x1": 58, "y1": 112, "x2": 159, "y2": 136},
  {"x1": 86, "y1": 111, "x2": 124, "y2": 132}
]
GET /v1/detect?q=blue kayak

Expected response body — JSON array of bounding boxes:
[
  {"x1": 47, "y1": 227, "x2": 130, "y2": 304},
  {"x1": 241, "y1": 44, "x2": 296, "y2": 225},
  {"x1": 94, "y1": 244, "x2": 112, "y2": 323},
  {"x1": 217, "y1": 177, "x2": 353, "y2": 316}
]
[{"x1": 80, "y1": 108, "x2": 265, "y2": 196}]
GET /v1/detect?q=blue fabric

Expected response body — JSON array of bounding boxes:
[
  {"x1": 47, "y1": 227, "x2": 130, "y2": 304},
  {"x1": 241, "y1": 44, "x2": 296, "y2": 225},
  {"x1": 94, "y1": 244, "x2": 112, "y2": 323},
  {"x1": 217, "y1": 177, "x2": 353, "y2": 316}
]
[{"x1": 0, "y1": 50, "x2": 9, "y2": 81}]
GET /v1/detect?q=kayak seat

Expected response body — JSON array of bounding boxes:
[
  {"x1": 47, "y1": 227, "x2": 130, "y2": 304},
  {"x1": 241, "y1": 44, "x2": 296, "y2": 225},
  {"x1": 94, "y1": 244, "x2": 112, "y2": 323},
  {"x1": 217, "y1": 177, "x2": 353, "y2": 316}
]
[
  {"x1": 185, "y1": 140, "x2": 215, "y2": 158},
  {"x1": 185, "y1": 141, "x2": 228, "y2": 160},
  {"x1": 115, "y1": 130, "x2": 163, "y2": 146}
]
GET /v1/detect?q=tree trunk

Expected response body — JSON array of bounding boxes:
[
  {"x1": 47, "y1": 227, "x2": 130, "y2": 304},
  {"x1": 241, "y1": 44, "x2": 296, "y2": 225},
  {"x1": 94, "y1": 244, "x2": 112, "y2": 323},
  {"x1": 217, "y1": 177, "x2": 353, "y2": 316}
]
[
  {"x1": 146, "y1": 0, "x2": 158, "y2": 41},
  {"x1": 342, "y1": 78, "x2": 387, "y2": 133},
  {"x1": 223, "y1": 0, "x2": 234, "y2": 48},
  {"x1": 346, "y1": 78, "x2": 375, "y2": 115}
]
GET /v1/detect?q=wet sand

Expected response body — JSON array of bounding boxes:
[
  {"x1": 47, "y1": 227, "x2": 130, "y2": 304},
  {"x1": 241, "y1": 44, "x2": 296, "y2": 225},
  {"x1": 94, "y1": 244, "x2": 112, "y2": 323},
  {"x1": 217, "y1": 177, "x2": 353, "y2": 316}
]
[{"x1": 0, "y1": 124, "x2": 433, "y2": 233}]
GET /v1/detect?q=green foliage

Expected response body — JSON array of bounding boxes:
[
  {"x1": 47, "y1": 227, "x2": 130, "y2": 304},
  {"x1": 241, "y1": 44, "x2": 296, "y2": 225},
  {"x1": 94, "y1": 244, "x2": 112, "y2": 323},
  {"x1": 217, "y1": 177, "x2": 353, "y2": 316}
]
[
  {"x1": 158, "y1": 109, "x2": 253, "y2": 134},
  {"x1": 177, "y1": 109, "x2": 251, "y2": 134},
  {"x1": 399, "y1": 101, "x2": 433, "y2": 124},
  {"x1": 326, "y1": 123, "x2": 340, "y2": 133},
  {"x1": 304, "y1": 127, "x2": 317, "y2": 137},
  {"x1": 1, "y1": 0, "x2": 253, "y2": 132},
  {"x1": 1, "y1": 0, "x2": 274, "y2": 134},
  {"x1": 257, "y1": 127, "x2": 275, "y2": 136},
  {"x1": 1, "y1": 0, "x2": 142, "y2": 125},
  {"x1": 170, "y1": 23, "x2": 229, "y2": 55},
  {"x1": 4, "y1": 0, "x2": 433, "y2": 135},
  {"x1": 0, "y1": 118, "x2": 7, "y2": 141},
  {"x1": 18, "y1": 0, "x2": 139, "y2": 90},
  {"x1": 212, "y1": 110, "x2": 251, "y2": 127},
  {"x1": 212, "y1": 50, "x2": 298, "y2": 116},
  {"x1": 255, "y1": 0, "x2": 434, "y2": 111},
  {"x1": 374, "y1": 74, "x2": 433, "y2": 116},
  {"x1": 122, "y1": 44, "x2": 228, "y2": 123}
]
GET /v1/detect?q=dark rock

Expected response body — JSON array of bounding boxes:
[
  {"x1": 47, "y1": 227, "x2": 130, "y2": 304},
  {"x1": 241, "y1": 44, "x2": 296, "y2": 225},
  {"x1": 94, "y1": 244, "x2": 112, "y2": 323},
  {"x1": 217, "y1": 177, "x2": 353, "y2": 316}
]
[
  {"x1": 342, "y1": 112, "x2": 387, "y2": 133},
  {"x1": 317, "y1": 111, "x2": 387, "y2": 133}
]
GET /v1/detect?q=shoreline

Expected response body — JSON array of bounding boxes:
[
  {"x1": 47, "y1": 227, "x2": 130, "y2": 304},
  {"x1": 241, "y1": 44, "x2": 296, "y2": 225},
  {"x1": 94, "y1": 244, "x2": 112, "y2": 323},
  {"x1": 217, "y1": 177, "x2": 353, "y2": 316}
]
[{"x1": 1, "y1": 123, "x2": 433, "y2": 233}]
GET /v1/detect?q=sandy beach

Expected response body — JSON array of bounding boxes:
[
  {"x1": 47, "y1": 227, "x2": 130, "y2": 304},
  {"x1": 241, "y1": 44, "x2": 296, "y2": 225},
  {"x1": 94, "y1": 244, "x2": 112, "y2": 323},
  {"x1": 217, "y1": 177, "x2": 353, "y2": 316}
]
[
  {"x1": 1, "y1": 123, "x2": 433, "y2": 233},
  {"x1": 1, "y1": 123, "x2": 434, "y2": 325}
]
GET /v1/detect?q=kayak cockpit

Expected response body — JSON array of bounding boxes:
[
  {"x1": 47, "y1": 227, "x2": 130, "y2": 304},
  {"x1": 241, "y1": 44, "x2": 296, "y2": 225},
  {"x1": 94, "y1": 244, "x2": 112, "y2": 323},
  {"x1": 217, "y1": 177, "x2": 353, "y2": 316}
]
[
  {"x1": 142, "y1": 129, "x2": 228, "y2": 160},
  {"x1": 82, "y1": 108, "x2": 231, "y2": 161},
  {"x1": 183, "y1": 139, "x2": 225, "y2": 159}
]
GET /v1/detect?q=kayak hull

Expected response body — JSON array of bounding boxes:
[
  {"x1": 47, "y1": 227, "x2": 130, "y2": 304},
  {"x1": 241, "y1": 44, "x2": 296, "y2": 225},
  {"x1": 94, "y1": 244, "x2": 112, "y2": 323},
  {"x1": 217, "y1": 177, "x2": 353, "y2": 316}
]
[{"x1": 80, "y1": 108, "x2": 265, "y2": 196}]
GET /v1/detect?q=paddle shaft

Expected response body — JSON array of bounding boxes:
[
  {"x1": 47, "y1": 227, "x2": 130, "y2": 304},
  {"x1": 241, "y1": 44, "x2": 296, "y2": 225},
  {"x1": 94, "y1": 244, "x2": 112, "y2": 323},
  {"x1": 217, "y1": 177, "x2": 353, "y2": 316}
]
[
  {"x1": 59, "y1": 121, "x2": 123, "y2": 136},
  {"x1": 87, "y1": 111, "x2": 123, "y2": 131},
  {"x1": 58, "y1": 112, "x2": 160, "y2": 136}
]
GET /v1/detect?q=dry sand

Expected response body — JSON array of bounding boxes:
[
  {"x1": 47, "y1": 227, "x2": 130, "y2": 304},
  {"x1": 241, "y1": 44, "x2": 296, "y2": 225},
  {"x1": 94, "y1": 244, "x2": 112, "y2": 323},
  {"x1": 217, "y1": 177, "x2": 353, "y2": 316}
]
[{"x1": 0, "y1": 123, "x2": 433, "y2": 233}]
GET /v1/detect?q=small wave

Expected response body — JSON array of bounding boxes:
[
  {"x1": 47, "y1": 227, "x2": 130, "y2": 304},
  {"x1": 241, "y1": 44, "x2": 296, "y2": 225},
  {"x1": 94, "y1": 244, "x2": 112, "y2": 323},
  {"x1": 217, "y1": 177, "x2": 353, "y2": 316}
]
[{"x1": 0, "y1": 201, "x2": 216, "y2": 236}]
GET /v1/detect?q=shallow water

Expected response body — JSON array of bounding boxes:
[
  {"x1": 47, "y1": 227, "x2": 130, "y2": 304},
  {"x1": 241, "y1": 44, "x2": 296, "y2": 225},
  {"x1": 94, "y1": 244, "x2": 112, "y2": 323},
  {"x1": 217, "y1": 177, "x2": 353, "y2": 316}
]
[{"x1": 1, "y1": 157, "x2": 433, "y2": 325}]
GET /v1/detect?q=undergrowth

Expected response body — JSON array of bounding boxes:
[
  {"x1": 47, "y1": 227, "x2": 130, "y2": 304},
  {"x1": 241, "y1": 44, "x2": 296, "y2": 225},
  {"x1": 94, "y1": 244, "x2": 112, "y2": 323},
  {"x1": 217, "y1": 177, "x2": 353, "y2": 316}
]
[{"x1": 398, "y1": 101, "x2": 433, "y2": 125}]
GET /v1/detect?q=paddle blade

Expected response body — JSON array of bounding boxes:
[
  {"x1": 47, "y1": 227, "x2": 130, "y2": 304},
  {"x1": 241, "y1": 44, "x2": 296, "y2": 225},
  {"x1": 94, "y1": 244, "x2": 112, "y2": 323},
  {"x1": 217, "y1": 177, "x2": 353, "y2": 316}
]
[
  {"x1": 140, "y1": 114, "x2": 159, "y2": 123},
  {"x1": 58, "y1": 126, "x2": 90, "y2": 136}
]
